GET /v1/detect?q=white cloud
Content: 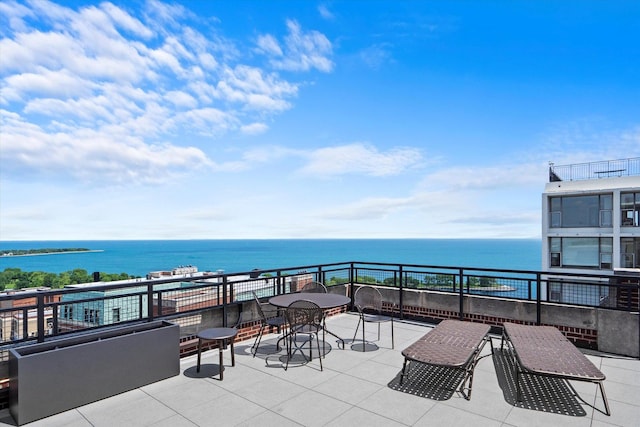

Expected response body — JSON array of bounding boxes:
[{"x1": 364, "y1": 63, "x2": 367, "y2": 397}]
[
  {"x1": 318, "y1": 5, "x2": 334, "y2": 20},
  {"x1": 240, "y1": 122, "x2": 269, "y2": 135},
  {"x1": 164, "y1": 90, "x2": 198, "y2": 109},
  {"x1": 0, "y1": 109, "x2": 211, "y2": 185},
  {"x1": 359, "y1": 44, "x2": 393, "y2": 69},
  {"x1": 0, "y1": 1, "x2": 328, "y2": 185},
  {"x1": 299, "y1": 143, "x2": 423, "y2": 177},
  {"x1": 256, "y1": 34, "x2": 283, "y2": 56},
  {"x1": 258, "y1": 19, "x2": 334, "y2": 72}
]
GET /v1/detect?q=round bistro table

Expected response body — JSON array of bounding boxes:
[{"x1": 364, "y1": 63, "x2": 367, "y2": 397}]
[
  {"x1": 196, "y1": 327, "x2": 238, "y2": 380},
  {"x1": 269, "y1": 293, "x2": 351, "y2": 349},
  {"x1": 268, "y1": 293, "x2": 350, "y2": 310}
]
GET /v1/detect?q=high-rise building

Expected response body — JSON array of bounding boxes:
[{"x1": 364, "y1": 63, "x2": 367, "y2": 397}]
[{"x1": 541, "y1": 158, "x2": 640, "y2": 305}]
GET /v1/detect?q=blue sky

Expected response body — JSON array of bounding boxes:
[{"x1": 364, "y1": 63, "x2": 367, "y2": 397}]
[{"x1": 1, "y1": 0, "x2": 639, "y2": 240}]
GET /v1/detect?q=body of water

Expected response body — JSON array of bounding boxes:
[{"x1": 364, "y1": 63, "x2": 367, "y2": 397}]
[{"x1": 0, "y1": 239, "x2": 542, "y2": 277}]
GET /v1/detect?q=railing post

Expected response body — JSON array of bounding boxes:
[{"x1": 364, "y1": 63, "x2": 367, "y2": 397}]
[
  {"x1": 536, "y1": 273, "x2": 542, "y2": 325},
  {"x1": 156, "y1": 291, "x2": 163, "y2": 318},
  {"x1": 36, "y1": 294, "x2": 45, "y2": 343},
  {"x1": 222, "y1": 275, "x2": 228, "y2": 327},
  {"x1": 398, "y1": 266, "x2": 404, "y2": 320},
  {"x1": 147, "y1": 283, "x2": 154, "y2": 322},
  {"x1": 458, "y1": 268, "x2": 464, "y2": 320},
  {"x1": 277, "y1": 271, "x2": 282, "y2": 295},
  {"x1": 22, "y1": 307, "x2": 28, "y2": 341},
  {"x1": 348, "y1": 263, "x2": 355, "y2": 310}
]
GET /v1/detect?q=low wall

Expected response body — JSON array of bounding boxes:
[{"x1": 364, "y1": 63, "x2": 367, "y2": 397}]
[{"x1": 376, "y1": 287, "x2": 639, "y2": 358}]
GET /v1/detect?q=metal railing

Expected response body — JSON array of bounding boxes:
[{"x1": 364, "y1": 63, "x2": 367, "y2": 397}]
[
  {"x1": 1, "y1": 261, "x2": 638, "y2": 350},
  {"x1": 549, "y1": 157, "x2": 640, "y2": 182}
]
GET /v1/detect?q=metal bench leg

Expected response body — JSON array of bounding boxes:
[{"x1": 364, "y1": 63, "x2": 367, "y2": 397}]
[
  {"x1": 598, "y1": 381, "x2": 611, "y2": 416},
  {"x1": 400, "y1": 359, "x2": 410, "y2": 385}
]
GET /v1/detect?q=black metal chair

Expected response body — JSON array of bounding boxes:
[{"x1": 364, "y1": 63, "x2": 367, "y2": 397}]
[
  {"x1": 251, "y1": 291, "x2": 286, "y2": 357},
  {"x1": 352, "y1": 286, "x2": 394, "y2": 350},
  {"x1": 284, "y1": 300, "x2": 324, "y2": 371},
  {"x1": 299, "y1": 281, "x2": 328, "y2": 293}
]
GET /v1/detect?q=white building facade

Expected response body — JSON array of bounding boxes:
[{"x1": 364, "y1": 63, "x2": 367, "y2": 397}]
[{"x1": 542, "y1": 158, "x2": 640, "y2": 305}]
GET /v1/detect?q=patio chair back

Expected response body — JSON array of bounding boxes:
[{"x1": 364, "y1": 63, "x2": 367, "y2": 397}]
[
  {"x1": 352, "y1": 286, "x2": 394, "y2": 350},
  {"x1": 285, "y1": 300, "x2": 324, "y2": 370},
  {"x1": 299, "y1": 281, "x2": 328, "y2": 293},
  {"x1": 251, "y1": 291, "x2": 286, "y2": 357},
  {"x1": 354, "y1": 286, "x2": 382, "y2": 314},
  {"x1": 285, "y1": 300, "x2": 323, "y2": 331}
]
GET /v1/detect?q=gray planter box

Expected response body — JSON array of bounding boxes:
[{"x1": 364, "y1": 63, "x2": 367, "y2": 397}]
[{"x1": 9, "y1": 320, "x2": 180, "y2": 425}]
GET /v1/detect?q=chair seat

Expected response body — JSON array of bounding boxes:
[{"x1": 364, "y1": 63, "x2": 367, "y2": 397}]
[
  {"x1": 266, "y1": 316, "x2": 287, "y2": 328},
  {"x1": 362, "y1": 313, "x2": 392, "y2": 323}
]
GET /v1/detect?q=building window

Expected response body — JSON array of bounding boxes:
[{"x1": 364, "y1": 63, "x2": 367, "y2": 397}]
[
  {"x1": 63, "y1": 305, "x2": 74, "y2": 319},
  {"x1": 549, "y1": 282, "x2": 562, "y2": 302},
  {"x1": 112, "y1": 308, "x2": 121, "y2": 323},
  {"x1": 621, "y1": 237, "x2": 640, "y2": 268},
  {"x1": 84, "y1": 309, "x2": 99, "y2": 324},
  {"x1": 549, "y1": 194, "x2": 612, "y2": 228},
  {"x1": 549, "y1": 237, "x2": 613, "y2": 269},
  {"x1": 621, "y1": 192, "x2": 640, "y2": 226}
]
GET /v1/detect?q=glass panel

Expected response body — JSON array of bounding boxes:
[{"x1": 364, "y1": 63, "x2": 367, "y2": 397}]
[
  {"x1": 621, "y1": 193, "x2": 635, "y2": 208},
  {"x1": 550, "y1": 197, "x2": 561, "y2": 211},
  {"x1": 562, "y1": 237, "x2": 599, "y2": 267},
  {"x1": 550, "y1": 211, "x2": 561, "y2": 227},
  {"x1": 600, "y1": 210, "x2": 612, "y2": 227},
  {"x1": 550, "y1": 237, "x2": 561, "y2": 252},
  {"x1": 600, "y1": 194, "x2": 612, "y2": 210},
  {"x1": 622, "y1": 209, "x2": 635, "y2": 226},
  {"x1": 600, "y1": 237, "x2": 612, "y2": 269},
  {"x1": 562, "y1": 195, "x2": 599, "y2": 227}
]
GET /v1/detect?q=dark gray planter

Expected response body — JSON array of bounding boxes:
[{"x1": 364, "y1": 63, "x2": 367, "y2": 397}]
[{"x1": 9, "y1": 320, "x2": 180, "y2": 425}]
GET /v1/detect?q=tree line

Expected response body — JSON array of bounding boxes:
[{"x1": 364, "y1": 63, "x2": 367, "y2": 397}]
[
  {"x1": 1, "y1": 248, "x2": 92, "y2": 256},
  {"x1": 0, "y1": 268, "x2": 139, "y2": 291}
]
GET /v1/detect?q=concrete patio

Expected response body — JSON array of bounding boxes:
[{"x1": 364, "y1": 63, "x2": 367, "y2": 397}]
[{"x1": 1, "y1": 313, "x2": 638, "y2": 426}]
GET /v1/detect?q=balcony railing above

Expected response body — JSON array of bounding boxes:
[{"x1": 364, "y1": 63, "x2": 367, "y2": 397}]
[{"x1": 549, "y1": 157, "x2": 640, "y2": 182}]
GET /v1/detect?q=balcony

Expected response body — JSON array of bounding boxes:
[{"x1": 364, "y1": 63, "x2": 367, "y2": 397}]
[
  {"x1": 0, "y1": 313, "x2": 637, "y2": 426},
  {"x1": 0, "y1": 262, "x2": 638, "y2": 425}
]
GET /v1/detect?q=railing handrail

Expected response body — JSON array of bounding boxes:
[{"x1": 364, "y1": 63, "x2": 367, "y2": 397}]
[
  {"x1": 1, "y1": 261, "x2": 638, "y2": 349},
  {"x1": 549, "y1": 157, "x2": 640, "y2": 182}
]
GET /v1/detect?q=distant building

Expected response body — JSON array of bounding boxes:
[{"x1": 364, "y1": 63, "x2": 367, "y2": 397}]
[
  {"x1": 0, "y1": 288, "x2": 60, "y2": 341},
  {"x1": 147, "y1": 265, "x2": 198, "y2": 279},
  {"x1": 542, "y1": 158, "x2": 640, "y2": 306}
]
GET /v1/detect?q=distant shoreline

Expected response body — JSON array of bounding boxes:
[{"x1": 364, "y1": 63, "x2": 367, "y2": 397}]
[{"x1": 0, "y1": 250, "x2": 104, "y2": 258}]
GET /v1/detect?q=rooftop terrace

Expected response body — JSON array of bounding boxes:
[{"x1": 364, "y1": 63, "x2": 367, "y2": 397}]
[
  {"x1": 3, "y1": 313, "x2": 637, "y2": 427},
  {"x1": 549, "y1": 157, "x2": 640, "y2": 182}
]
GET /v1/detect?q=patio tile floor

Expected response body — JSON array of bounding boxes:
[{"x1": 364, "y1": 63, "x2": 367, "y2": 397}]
[{"x1": 1, "y1": 313, "x2": 638, "y2": 426}]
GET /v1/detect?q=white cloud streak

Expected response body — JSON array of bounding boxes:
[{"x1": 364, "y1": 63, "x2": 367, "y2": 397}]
[
  {"x1": 257, "y1": 20, "x2": 334, "y2": 72},
  {"x1": 0, "y1": 1, "x2": 333, "y2": 185},
  {"x1": 299, "y1": 143, "x2": 423, "y2": 177}
]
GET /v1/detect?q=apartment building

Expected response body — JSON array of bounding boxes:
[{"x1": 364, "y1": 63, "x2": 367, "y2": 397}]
[{"x1": 541, "y1": 158, "x2": 640, "y2": 305}]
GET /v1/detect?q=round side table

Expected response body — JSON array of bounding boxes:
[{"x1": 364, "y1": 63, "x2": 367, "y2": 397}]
[{"x1": 196, "y1": 327, "x2": 238, "y2": 380}]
